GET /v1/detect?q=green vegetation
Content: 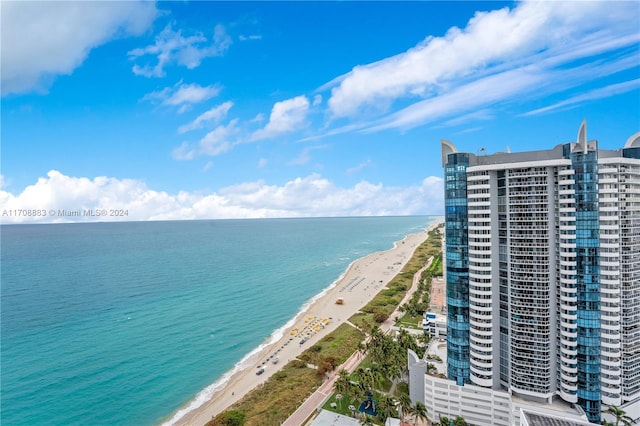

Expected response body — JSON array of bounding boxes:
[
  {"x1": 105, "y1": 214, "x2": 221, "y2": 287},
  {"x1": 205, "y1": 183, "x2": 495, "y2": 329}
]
[
  {"x1": 393, "y1": 381, "x2": 409, "y2": 397},
  {"x1": 324, "y1": 327, "x2": 433, "y2": 425},
  {"x1": 207, "y1": 410, "x2": 246, "y2": 426},
  {"x1": 349, "y1": 311, "x2": 374, "y2": 332},
  {"x1": 398, "y1": 261, "x2": 439, "y2": 328},
  {"x1": 427, "y1": 254, "x2": 443, "y2": 277},
  {"x1": 298, "y1": 323, "x2": 366, "y2": 368},
  {"x1": 207, "y1": 361, "x2": 322, "y2": 426},
  {"x1": 604, "y1": 404, "x2": 637, "y2": 426},
  {"x1": 208, "y1": 324, "x2": 364, "y2": 426},
  {"x1": 437, "y1": 415, "x2": 469, "y2": 426}
]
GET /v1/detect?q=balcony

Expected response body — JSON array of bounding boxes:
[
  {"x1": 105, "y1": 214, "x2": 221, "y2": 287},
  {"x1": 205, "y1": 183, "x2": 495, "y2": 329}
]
[{"x1": 560, "y1": 345, "x2": 578, "y2": 357}]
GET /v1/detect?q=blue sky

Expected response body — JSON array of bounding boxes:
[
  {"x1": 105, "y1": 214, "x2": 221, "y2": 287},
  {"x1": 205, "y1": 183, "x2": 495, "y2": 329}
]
[{"x1": 1, "y1": 1, "x2": 639, "y2": 222}]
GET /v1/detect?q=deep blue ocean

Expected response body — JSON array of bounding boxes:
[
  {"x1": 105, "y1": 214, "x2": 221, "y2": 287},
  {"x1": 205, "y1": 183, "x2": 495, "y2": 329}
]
[{"x1": 1, "y1": 216, "x2": 437, "y2": 426}]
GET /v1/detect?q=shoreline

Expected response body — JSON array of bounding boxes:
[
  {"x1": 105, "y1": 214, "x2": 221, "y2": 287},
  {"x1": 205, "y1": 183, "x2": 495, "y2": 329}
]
[{"x1": 163, "y1": 220, "x2": 441, "y2": 426}]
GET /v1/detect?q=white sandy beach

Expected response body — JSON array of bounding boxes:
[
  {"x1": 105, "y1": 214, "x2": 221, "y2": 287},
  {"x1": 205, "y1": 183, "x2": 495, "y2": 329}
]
[{"x1": 167, "y1": 222, "x2": 440, "y2": 426}]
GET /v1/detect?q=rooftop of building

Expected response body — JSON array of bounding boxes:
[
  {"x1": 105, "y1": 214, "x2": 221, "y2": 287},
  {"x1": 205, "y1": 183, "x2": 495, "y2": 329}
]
[
  {"x1": 441, "y1": 120, "x2": 640, "y2": 167},
  {"x1": 423, "y1": 312, "x2": 446, "y2": 322},
  {"x1": 428, "y1": 276, "x2": 446, "y2": 313},
  {"x1": 424, "y1": 337, "x2": 447, "y2": 375},
  {"x1": 521, "y1": 410, "x2": 593, "y2": 426},
  {"x1": 309, "y1": 409, "x2": 360, "y2": 426},
  {"x1": 513, "y1": 394, "x2": 584, "y2": 416}
]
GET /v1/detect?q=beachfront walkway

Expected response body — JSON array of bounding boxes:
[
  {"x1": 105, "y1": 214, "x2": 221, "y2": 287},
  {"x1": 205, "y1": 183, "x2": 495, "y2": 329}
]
[
  {"x1": 282, "y1": 349, "x2": 363, "y2": 426},
  {"x1": 282, "y1": 257, "x2": 433, "y2": 426}
]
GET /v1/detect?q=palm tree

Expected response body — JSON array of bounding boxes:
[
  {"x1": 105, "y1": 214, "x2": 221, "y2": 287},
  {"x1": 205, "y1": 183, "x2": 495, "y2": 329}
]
[
  {"x1": 359, "y1": 414, "x2": 376, "y2": 426},
  {"x1": 368, "y1": 364, "x2": 386, "y2": 391},
  {"x1": 334, "y1": 369, "x2": 351, "y2": 410},
  {"x1": 438, "y1": 415, "x2": 450, "y2": 426},
  {"x1": 417, "y1": 332, "x2": 431, "y2": 349},
  {"x1": 348, "y1": 379, "x2": 363, "y2": 407},
  {"x1": 454, "y1": 416, "x2": 468, "y2": 426},
  {"x1": 351, "y1": 368, "x2": 369, "y2": 401},
  {"x1": 376, "y1": 395, "x2": 398, "y2": 424},
  {"x1": 604, "y1": 405, "x2": 637, "y2": 426},
  {"x1": 398, "y1": 393, "x2": 412, "y2": 423},
  {"x1": 355, "y1": 367, "x2": 373, "y2": 393},
  {"x1": 357, "y1": 341, "x2": 367, "y2": 359},
  {"x1": 387, "y1": 363, "x2": 403, "y2": 385},
  {"x1": 413, "y1": 402, "x2": 428, "y2": 426},
  {"x1": 335, "y1": 369, "x2": 350, "y2": 392}
]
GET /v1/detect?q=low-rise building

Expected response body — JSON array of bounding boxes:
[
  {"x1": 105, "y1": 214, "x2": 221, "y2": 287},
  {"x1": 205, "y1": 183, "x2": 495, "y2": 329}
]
[{"x1": 422, "y1": 312, "x2": 447, "y2": 338}]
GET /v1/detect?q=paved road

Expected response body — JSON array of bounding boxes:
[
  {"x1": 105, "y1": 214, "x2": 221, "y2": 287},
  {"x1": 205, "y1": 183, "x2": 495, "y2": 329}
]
[{"x1": 281, "y1": 257, "x2": 433, "y2": 426}]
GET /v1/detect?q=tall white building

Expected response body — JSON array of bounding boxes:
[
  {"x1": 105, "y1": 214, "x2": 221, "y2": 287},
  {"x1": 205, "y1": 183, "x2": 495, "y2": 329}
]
[{"x1": 438, "y1": 121, "x2": 640, "y2": 423}]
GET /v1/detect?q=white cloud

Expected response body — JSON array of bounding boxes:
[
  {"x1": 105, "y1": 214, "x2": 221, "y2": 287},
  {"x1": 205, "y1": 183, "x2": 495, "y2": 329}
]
[
  {"x1": 218, "y1": 174, "x2": 444, "y2": 217},
  {"x1": 443, "y1": 109, "x2": 494, "y2": 127},
  {"x1": 523, "y1": 79, "x2": 640, "y2": 116},
  {"x1": 0, "y1": 170, "x2": 177, "y2": 223},
  {"x1": 0, "y1": 171, "x2": 443, "y2": 223},
  {"x1": 1, "y1": 1, "x2": 157, "y2": 95},
  {"x1": 287, "y1": 145, "x2": 326, "y2": 166},
  {"x1": 346, "y1": 159, "x2": 372, "y2": 175},
  {"x1": 142, "y1": 81, "x2": 221, "y2": 112},
  {"x1": 324, "y1": 0, "x2": 639, "y2": 125},
  {"x1": 173, "y1": 119, "x2": 239, "y2": 160},
  {"x1": 455, "y1": 126, "x2": 483, "y2": 135},
  {"x1": 366, "y1": 66, "x2": 544, "y2": 132},
  {"x1": 178, "y1": 101, "x2": 234, "y2": 133},
  {"x1": 252, "y1": 96, "x2": 310, "y2": 140},
  {"x1": 128, "y1": 23, "x2": 232, "y2": 77},
  {"x1": 172, "y1": 142, "x2": 197, "y2": 161},
  {"x1": 251, "y1": 113, "x2": 265, "y2": 123},
  {"x1": 199, "y1": 120, "x2": 238, "y2": 156},
  {"x1": 365, "y1": 50, "x2": 638, "y2": 133},
  {"x1": 238, "y1": 34, "x2": 262, "y2": 41}
]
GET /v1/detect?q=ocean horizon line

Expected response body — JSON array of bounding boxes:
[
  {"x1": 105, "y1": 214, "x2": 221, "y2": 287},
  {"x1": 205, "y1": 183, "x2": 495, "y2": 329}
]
[{"x1": 0, "y1": 213, "x2": 443, "y2": 227}]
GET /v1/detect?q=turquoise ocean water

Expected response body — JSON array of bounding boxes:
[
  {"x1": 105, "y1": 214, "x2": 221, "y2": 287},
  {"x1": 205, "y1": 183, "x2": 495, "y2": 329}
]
[{"x1": 1, "y1": 216, "x2": 438, "y2": 426}]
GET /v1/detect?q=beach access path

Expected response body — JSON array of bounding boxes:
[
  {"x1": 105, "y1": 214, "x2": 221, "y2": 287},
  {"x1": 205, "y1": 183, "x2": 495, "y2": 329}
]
[
  {"x1": 169, "y1": 222, "x2": 441, "y2": 426},
  {"x1": 281, "y1": 256, "x2": 434, "y2": 426}
]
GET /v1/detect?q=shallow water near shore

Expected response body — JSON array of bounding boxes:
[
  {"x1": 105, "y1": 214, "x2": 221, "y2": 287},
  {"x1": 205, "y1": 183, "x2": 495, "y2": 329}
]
[{"x1": 1, "y1": 216, "x2": 437, "y2": 426}]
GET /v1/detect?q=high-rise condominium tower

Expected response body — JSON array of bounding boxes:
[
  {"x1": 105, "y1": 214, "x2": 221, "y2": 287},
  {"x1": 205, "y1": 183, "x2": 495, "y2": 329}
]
[{"x1": 442, "y1": 121, "x2": 640, "y2": 423}]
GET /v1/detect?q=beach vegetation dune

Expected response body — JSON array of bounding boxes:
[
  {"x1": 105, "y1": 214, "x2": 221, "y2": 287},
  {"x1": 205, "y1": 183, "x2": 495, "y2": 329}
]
[
  {"x1": 206, "y1": 410, "x2": 245, "y2": 426},
  {"x1": 207, "y1": 360, "x2": 322, "y2": 426},
  {"x1": 207, "y1": 323, "x2": 365, "y2": 426},
  {"x1": 298, "y1": 323, "x2": 366, "y2": 368}
]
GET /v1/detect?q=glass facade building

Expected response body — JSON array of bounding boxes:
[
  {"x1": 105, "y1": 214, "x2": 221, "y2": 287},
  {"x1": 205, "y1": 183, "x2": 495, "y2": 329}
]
[
  {"x1": 570, "y1": 149, "x2": 602, "y2": 421},
  {"x1": 440, "y1": 122, "x2": 640, "y2": 423},
  {"x1": 444, "y1": 150, "x2": 470, "y2": 385}
]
